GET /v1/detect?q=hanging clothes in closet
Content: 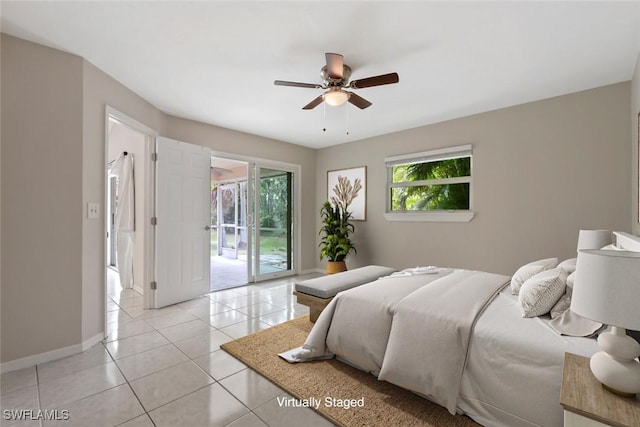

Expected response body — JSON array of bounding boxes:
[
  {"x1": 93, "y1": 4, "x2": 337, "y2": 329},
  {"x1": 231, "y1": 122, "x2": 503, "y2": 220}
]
[{"x1": 110, "y1": 152, "x2": 135, "y2": 289}]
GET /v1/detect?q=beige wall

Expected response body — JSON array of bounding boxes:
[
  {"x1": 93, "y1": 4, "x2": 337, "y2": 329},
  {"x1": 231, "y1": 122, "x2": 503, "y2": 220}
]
[
  {"x1": 317, "y1": 83, "x2": 631, "y2": 275},
  {"x1": 1, "y1": 35, "x2": 84, "y2": 361},
  {"x1": 81, "y1": 61, "x2": 165, "y2": 344},
  {"x1": 631, "y1": 53, "x2": 640, "y2": 235}
]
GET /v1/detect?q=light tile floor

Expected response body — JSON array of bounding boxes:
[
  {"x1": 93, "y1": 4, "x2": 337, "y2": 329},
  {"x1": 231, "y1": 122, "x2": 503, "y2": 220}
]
[{"x1": 0, "y1": 271, "x2": 332, "y2": 427}]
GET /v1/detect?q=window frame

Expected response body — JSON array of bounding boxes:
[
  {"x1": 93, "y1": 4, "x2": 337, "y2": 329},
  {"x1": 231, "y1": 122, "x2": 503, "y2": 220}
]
[{"x1": 384, "y1": 144, "x2": 474, "y2": 222}]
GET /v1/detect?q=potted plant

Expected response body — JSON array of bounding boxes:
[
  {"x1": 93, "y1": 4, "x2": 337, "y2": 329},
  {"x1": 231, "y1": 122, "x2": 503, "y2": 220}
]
[{"x1": 319, "y1": 176, "x2": 362, "y2": 274}]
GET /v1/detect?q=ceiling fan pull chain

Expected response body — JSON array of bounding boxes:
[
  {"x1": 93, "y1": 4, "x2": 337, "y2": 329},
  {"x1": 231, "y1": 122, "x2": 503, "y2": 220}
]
[
  {"x1": 323, "y1": 101, "x2": 327, "y2": 132},
  {"x1": 345, "y1": 103, "x2": 350, "y2": 136}
]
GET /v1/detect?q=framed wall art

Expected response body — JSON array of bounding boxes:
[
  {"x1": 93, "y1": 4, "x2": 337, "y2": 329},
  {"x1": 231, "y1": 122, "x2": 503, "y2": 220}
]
[{"x1": 327, "y1": 166, "x2": 366, "y2": 220}]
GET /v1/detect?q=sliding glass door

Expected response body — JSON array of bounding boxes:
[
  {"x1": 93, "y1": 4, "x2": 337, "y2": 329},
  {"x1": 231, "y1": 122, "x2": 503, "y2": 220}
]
[{"x1": 248, "y1": 164, "x2": 295, "y2": 281}]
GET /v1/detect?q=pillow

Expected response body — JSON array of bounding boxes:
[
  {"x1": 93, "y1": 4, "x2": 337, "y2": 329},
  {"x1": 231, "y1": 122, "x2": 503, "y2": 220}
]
[
  {"x1": 557, "y1": 258, "x2": 577, "y2": 274},
  {"x1": 510, "y1": 257, "x2": 558, "y2": 295},
  {"x1": 519, "y1": 267, "x2": 567, "y2": 318},
  {"x1": 550, "y1": 293, "x2": 571, "y2": 319}
]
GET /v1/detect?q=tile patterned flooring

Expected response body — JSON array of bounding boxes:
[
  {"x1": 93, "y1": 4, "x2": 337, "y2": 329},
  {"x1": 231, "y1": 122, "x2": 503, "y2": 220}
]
[{"x1": 0, "y1": 271, "x2": 332, "y2": 427}]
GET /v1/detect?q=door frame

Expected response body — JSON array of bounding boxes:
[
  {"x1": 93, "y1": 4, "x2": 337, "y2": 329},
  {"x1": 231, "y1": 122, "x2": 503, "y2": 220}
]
[
  {"x1": 108, "y1": 175, "x2": 118, "y2": 267},
  {"x1": 211, "y1": 150, "x2": 302, "y2": 282},
  {"x1": 104, "y1": 106, "x2": 157, "y2": 324}
]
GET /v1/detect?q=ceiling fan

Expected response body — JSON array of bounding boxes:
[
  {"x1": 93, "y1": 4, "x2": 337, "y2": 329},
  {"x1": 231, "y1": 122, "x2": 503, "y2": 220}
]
[{"x1": 274, "y1": 53, "x2": 399, "y2": 110}]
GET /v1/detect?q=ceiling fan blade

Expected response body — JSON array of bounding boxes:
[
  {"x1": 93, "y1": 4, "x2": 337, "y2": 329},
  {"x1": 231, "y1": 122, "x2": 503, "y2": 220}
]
[
  {"x1": 349, "y1": 72, "x2": 399, "y2": 89},
  {"x1": 347, "y1": 92, "x2": 372, "y2": 109},
  {"x1": 302, "y1": 95, "x2": 324, "y2": 110},
  {"x1": 325, "y1": 53, "x2": 344, "y2": 80},
  {"x1": 274, "y1": 80, "x2": 322, "y2": 89}
]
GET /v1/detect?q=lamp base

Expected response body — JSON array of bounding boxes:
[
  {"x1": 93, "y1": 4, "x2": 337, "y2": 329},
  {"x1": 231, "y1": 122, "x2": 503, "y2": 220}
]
[
  {"x1": 590, "y1": 327, "x2": 640, "y2": 396},
  {"x1": 601, "y1": 383, "x2": 637, "y2": 398}
]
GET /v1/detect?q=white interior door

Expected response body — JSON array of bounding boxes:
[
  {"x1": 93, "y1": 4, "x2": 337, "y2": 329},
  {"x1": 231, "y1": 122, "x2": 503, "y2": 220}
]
[{"x1": 155, "y1": 137, "x2": 211, "y2": 308}]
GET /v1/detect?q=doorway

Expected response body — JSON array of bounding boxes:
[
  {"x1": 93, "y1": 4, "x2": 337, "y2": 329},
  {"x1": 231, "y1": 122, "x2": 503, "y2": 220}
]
[
  {"x1": 210, "y1": 157, "x2": 297, "y2": 291},
  {"x1": 104, "y1": 107, "x2": 156, "y2": 334},
  {"x1": 210, "y1": 158, "x2": 249, "y2": 291}
]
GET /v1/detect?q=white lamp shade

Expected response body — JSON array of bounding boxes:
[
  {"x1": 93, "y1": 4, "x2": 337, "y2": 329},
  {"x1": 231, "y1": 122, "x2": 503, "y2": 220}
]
[
  {"x1": 323, "y1": 89, "x2": 350, "y2": 106},
  {"x1": 576, "y1": 229, "x2": 611, "y2": 251},
  {"x1": 572, "y1": 249, "x2": 640, "y2": 330}
]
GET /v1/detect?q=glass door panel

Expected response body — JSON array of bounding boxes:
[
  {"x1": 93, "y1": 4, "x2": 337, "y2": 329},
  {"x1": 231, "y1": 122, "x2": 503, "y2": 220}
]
[{"x1": 254, "y1": 166, "x2": 294, "y2": 280}]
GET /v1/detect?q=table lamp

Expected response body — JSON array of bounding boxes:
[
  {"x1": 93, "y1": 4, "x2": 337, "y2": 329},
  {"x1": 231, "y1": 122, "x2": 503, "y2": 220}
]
[
  {"x1": 577, "y1": 229, "x2": 611, "y2": 251},
  {"x1": 571, "y1": 249, "x2": 640, "y2": 397}
]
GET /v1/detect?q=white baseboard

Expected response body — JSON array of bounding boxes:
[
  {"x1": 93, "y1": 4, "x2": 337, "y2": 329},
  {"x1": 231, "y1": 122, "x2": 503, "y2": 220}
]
[
  {"x1": 82, "y1": 333, "x2": 105, "y2": 352},
  {"x1": 133, "y1": 284, "x2": 144, "y2": 296},
  {"x1": 0, "y1": 332, "x2": 105, "y2": 374}
]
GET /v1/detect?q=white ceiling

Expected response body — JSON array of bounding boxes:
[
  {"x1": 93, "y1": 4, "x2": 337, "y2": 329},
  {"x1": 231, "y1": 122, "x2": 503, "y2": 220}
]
[{"x1": 2, "y1": 2, "x2": 640, "y2": 149}]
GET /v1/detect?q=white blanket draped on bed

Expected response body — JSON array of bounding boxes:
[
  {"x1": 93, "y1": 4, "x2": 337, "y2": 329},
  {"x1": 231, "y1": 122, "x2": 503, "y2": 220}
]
[
  {"x1": 280, "y1": 271, "x2": 452, "y2": 371},
  {"x1": 280, "y1": 269, "x2": 509, "y2": 414},
  {"x1": 378, "y1": 270, "x2": 509, "y2": 414}
]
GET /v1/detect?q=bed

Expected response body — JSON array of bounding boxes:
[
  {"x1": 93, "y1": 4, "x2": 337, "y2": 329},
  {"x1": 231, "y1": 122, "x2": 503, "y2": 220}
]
[{"x1": 281, "y1": 232, "x2": 640, "y2": 427}]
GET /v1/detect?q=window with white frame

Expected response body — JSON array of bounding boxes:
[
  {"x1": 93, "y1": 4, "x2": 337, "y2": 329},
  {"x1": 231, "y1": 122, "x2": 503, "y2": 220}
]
[{"x1": 384, "y1": 144, "x2": 474, "y2": 222}]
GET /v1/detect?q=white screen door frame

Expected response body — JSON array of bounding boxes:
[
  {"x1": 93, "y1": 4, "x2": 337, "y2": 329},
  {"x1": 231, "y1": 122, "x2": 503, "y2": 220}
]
[{"x1": 154, "y1": 137, "x2": 211, "y2": 308}]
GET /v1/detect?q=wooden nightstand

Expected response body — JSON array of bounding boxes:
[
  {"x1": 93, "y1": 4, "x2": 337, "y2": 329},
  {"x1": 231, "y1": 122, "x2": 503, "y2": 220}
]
[{"x1": 560, "y1": 353, "x2": 640, "y2": 427}]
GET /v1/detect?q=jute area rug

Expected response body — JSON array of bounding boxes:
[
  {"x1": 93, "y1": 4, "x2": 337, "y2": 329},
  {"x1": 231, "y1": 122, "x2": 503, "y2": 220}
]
[{"x1": 221, "y1": 316, "x2": 480, "y2": 427}]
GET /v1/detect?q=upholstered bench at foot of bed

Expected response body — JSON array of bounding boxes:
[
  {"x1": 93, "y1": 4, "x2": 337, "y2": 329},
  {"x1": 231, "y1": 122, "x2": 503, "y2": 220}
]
[{"x1": 294, "y1": 265, "x2": 396, "y2": 322}]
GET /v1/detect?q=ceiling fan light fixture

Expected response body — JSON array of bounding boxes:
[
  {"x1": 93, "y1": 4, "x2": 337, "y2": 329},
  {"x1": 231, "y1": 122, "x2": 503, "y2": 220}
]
[{"x1": 323, "y1": 88, "x2": 350, "y2": 106}]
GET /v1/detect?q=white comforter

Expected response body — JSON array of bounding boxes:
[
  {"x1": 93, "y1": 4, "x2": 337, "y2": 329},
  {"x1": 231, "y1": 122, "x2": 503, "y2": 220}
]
[
  {"x1": 282, "y1": 270, "x2": 452, "y2": 372},
  {"x1": 378, "y1": 270, "x2": 510, "y2": 414},
  {"x1": 281, "y1": 269, "x2": 509, "y2": 414}
]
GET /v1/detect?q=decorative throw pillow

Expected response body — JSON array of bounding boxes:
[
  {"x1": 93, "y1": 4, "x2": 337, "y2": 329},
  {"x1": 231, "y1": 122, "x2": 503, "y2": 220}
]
[
  {"x1": 557, "y1": 258, "x2": 577, "y2": 274},
  {"x1": 519, "y1": 267, "x2": 567, "y2": 318},
  {"x1": 510, "y1": 257, "x2": 558, "y2": 295},
  {"x1": 550, "y1": 293, "x2": 571, "y2": 319}
]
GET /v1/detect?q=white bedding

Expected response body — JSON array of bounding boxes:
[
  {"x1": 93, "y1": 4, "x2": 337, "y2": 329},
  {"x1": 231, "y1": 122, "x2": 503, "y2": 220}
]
[
  {"x1": 458, "y1": 291, "x2": 599, "y2": 427},
  {"x1": 282, "y1": 270, "x2": 451, "y2": 372},
  {"x1": 282, "y1": 269, "x2": 600, "y2": 427},
  {"x1": 378, "y1": 270, "x2": 509, "y2": 414}
]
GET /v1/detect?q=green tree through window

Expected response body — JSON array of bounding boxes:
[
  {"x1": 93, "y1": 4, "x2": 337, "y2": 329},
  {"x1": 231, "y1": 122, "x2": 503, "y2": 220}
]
[{"x1": 389, "y1": 151, "x2": 471, "y2": 212}]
